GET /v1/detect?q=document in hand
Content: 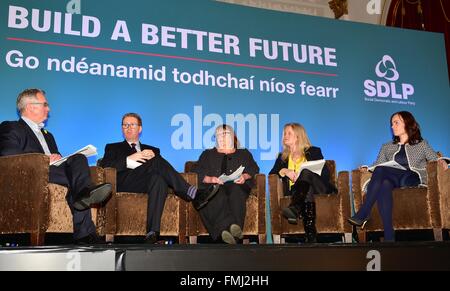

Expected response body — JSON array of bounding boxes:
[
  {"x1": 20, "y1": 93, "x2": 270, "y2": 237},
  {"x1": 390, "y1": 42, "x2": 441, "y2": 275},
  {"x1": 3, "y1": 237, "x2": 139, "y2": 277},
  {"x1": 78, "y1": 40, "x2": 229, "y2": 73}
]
[
  {"x1": 297, "y1": 159, "x2": 326, "y2": 176},
  {"x1": 218, "y1": 165, "x2": 245, "y2": 183},
  {"x1": 50, "y1": 145, "x2": 97, "y2": 166},
  {"x1": 367, "y1": 160, "x2": 406, "y2": 172}
]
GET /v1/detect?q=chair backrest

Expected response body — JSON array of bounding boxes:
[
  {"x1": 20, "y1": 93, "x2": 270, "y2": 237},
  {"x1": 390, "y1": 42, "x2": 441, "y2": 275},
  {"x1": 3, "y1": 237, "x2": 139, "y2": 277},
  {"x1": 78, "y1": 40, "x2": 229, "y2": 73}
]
[
  {"x1": 184, "y1": 161, "x2": 197, "y2": 173},
  {"x1": 325, "y1": 160, "x2": 337, "y2": 187}
]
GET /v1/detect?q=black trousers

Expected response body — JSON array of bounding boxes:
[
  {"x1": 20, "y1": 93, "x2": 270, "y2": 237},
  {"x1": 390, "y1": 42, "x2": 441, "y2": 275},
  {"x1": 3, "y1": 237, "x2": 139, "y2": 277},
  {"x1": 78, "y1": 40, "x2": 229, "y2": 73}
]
[
  {"x1": 291, "y1": 169, "x2": 333, "y2": 202},
  {"x1": 117, "y1": 155, "x2": 192, "y2": 233},
  {"x1": 49, "y1": 154, "x2": 96, "y2": 240},
  {"x1": 198, "y1": 183, "x2": 250, "y2": 240}
]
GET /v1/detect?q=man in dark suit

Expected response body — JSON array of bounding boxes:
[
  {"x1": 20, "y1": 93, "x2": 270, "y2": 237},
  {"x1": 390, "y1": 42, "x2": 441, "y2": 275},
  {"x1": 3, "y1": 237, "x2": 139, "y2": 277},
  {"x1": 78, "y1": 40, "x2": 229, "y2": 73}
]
[
  {"x1": 0, "y1": 88, "x2": 112, "y2": 244},
  {"x1": 99, "y1": 113, "x2": 218, "y2": 243}
]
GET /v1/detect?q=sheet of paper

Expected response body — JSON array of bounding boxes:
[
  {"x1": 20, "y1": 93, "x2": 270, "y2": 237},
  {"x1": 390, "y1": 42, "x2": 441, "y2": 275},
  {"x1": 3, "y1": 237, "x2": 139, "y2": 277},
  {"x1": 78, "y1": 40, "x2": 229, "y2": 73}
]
[
  {"x1": 51, "y1": 145, "x2": 97, "y2": 166},
  {"x1": 218, "y1": 165, "x2": 245, "y2": 183}
]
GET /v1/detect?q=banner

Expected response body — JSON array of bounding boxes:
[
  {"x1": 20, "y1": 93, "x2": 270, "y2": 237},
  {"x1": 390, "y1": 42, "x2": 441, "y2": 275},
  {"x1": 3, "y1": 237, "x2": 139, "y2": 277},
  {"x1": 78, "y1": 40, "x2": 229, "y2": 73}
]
[{"x1": 1, "y1": 0, "x2": 448, "y2": 180}]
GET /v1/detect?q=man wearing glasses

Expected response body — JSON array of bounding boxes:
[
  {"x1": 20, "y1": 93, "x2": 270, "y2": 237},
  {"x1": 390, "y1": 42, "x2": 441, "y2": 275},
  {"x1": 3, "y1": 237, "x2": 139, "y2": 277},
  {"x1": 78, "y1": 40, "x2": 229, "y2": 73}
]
[
  {"x1": 100, "y1": 113, "x2": 219, "y2": 244},
  {"x1": 0, "y1": 88, "x2": 113, "y2": 244}
]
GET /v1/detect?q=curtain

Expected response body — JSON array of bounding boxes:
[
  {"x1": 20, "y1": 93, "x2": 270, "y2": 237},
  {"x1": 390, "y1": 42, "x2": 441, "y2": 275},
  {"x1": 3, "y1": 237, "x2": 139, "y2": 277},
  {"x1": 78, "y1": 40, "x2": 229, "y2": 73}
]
[{"x1": 386, "y1": 0, "x2": 450, "y2": 78}]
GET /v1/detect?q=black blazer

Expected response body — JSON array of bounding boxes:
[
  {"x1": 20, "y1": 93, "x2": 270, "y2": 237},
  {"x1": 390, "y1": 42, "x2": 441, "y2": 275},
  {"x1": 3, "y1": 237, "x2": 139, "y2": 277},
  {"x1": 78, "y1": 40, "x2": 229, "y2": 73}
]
[
  {"x1": 0, "y1": 119, "x2": 59, "y2": 156},
  {"x1": 99, "y1": 140, "x2": 160, "y2": 183},
  {"x1": 269, "y1": 146, "x2": 334, "y2": 195}
]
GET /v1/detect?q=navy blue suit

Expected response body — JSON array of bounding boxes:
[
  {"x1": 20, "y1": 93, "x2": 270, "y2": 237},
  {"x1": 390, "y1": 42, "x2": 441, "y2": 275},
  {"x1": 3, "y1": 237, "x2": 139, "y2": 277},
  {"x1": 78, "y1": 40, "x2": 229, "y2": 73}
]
[{"x1": 0, "y1": 119, "x2": 96, "y2": 240}]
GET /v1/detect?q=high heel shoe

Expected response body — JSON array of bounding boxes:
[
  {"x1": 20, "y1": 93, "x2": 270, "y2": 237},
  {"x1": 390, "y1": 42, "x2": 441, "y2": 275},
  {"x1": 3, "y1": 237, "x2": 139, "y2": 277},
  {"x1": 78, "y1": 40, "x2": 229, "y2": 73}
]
[{"x1": 347, "y1": 216, "x2": 369, "y2": 230}]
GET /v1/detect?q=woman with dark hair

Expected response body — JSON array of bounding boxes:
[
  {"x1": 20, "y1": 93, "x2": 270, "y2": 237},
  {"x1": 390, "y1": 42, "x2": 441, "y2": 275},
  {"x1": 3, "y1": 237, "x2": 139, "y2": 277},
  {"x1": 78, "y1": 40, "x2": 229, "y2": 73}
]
[
  {"x1": 269, "y1": 123, "x2": 336, "y2": 243},
  {"x1": 348, "y1": 111, "x2": 448, "y2": 241},
  {"x1": 193, "y1": 124, "x2": 259, "y2": 244}
]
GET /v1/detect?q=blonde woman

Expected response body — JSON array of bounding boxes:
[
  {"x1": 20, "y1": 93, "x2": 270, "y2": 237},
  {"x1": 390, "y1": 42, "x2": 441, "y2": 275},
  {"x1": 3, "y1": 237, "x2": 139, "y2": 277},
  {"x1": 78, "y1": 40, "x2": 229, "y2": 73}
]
[
  {"x1": 269, "y1": 123, "x2": 336, "y2": 243},
  {"x1": 193, "y1": 125, "x2": 259, "y2": 244}
]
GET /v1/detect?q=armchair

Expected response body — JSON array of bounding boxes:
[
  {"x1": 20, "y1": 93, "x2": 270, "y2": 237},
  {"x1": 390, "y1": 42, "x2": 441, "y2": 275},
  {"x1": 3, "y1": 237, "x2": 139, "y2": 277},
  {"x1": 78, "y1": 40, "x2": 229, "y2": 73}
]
[
  {"x1": 0, "y1": 153, "x2": 110, "y2": 246},
  {"x1": 269, "y1": 160, "x2": 352, "y2": 243},
  {"x1": 184, "y1": 161, "x2": 266, "y2": 244},
  {"x1": 352, "y1": 160, "x2": 450, "y2": 241},
  {"x1": 101, "y1": 169, "x2": 195, "y2": 244}
]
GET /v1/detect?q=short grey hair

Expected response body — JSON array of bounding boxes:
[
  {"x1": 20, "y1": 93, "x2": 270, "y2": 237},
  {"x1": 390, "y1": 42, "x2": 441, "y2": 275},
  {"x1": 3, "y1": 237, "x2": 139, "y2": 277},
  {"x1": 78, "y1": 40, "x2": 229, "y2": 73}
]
[{"x1": 17, "y1": 88, "x2": 46, "y2": 113}]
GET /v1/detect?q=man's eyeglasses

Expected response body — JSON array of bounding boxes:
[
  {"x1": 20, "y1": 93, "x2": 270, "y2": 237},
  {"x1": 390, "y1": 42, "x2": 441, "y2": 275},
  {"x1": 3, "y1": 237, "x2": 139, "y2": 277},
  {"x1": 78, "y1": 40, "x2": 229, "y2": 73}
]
[
  {"x1": 30, "y1": 102, "x2": 50, "y2": 108},
  {"x1": 122, "y1": 123, "x2": 140, "y2": 129}
]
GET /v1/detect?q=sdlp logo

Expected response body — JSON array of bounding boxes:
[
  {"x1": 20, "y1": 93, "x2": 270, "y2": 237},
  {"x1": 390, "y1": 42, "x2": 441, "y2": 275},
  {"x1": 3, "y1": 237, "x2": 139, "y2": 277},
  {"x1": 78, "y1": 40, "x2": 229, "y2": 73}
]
[{"x1": 364, "y1": 55, "x2": 415, "y2": 100}]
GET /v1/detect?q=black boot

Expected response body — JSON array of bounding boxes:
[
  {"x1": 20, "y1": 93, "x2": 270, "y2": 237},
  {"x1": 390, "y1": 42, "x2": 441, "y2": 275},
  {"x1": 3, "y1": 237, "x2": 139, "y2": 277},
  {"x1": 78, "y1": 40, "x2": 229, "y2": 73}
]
[
  {"x1": 281, "y1": 181, "x2": 309, "y2": 224},
  {"x1": 303, "y1": 202, "x2": 317, "y2": 243}
]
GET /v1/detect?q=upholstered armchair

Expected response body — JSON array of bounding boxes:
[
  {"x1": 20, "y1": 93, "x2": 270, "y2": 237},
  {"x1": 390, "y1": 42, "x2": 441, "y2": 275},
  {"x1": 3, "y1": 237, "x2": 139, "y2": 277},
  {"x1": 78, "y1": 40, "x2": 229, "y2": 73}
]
[
  {"x1": 184, "y1": 161, "x2": 267, "y2": 244},
  {"x1": 0, "y1": 153, "x2": 111, "y2": 246},
  {"x1": 352, "y1": 160, "x2": 450, "y2": 242},
  {"x1": 101, "y1": 169, "x2": 195, "y2": 244},
  {"x1": 269, "y1": 161, "x2": 352, "y2": 243}
]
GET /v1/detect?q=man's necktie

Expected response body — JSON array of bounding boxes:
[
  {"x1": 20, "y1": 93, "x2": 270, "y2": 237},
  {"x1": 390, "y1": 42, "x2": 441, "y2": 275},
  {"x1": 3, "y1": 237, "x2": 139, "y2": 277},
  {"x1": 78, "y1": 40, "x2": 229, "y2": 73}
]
[{"x1": 131, "y1": 143, "x2": 137, "y2": 154}]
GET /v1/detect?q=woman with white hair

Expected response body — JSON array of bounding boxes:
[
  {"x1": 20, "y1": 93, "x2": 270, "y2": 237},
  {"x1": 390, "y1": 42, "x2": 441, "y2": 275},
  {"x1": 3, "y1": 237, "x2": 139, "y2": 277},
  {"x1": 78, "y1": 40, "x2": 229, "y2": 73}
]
[{"x1": 193, "y1": 124, "x2": 259, "y2": 244}]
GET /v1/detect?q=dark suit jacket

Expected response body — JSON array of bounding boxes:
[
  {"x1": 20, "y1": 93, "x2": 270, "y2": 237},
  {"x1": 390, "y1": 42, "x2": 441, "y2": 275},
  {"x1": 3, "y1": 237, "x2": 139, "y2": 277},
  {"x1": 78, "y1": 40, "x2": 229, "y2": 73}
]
[
  {"x1": 99, "y1": 141, "x2": 160, "y2": 185},
  {"x1": 269, "y1": 146, "x2": 335, "y2": 195},
  {"x1": 0, "y1": 119, "x2": 60, "y2": 157}
]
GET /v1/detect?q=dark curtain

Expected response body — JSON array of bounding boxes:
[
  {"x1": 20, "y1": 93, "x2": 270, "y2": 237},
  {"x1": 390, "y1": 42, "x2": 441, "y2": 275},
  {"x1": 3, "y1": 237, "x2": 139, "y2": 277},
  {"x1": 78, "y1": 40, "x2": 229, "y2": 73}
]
[{"x1": 386, "y1": 0, "x2": 450, "y2": 79}]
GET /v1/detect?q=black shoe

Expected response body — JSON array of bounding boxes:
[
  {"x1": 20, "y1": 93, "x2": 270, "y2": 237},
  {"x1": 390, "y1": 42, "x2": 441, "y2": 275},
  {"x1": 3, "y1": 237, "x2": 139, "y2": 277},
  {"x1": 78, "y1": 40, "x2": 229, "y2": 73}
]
[
  {"x1": 192, "y1": 184, "x2": 220, "y2": 210},
  {"x1": 73, "y1": 183, "x2": 112, "y2": 211},
  {"x1": 74, "y1": 233, "x2": 102, "y2": 245},
  {"x1": 143, "y1": 232, "x2": 166, "y2": 244},
  {"x1": 282, "y1": 206, "x2": 299, "y2": 225},
  {"x1": 347, "y1": 216, "x2": 369, "y2": 229}
]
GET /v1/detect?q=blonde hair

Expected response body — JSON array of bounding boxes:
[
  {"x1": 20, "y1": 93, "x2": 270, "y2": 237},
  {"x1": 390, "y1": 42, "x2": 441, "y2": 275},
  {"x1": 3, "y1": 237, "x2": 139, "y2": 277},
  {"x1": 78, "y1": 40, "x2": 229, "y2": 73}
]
[{"x1": 281, "y1": 123, "x2": 312, "y2": 161}]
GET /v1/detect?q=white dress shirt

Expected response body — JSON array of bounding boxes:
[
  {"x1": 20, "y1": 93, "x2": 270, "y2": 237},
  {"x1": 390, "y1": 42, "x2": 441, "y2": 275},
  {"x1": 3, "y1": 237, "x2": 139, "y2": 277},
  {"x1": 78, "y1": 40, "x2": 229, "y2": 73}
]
[{"x1": 21, "y1": 116, "x2": 51, "y2": 155}]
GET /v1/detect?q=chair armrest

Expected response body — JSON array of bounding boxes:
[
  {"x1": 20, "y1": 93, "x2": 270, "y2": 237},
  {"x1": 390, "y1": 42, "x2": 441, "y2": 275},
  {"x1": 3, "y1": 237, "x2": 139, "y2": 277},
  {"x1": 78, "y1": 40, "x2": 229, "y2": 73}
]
[
  {"x1": 183, "y1": 172, "x2": 200, "y2": 237},
  {"x1": 180, "y1": 172, "x2": 197, "y2": 238},
  {"x1": 351, "y1": 169, "x2": 372, "y2": 213},
  {"x1": 101, "y1": 167, "x2": 118, "y2": 235},
  {"x1": 437, "y1": 161, "x2": 450, "y2": 228},
  {"x1": 337, "y1": 171, "x2": 351, "y2": 232},
  {"x1": 254, "y1": 174, "x2": 266, "y2": 234},
  {"x1": 89, "y1": 166, "x2": 104, "y2": 185},
  {"x1": 268, "y1": 174, "x2": 283, "y2": 235},
  {"x1": 0, "y1": 153, "x2": 50, "y2": 234},
  {"x1": 426, "y1": 161, "x2": 442, "y2": 228}
]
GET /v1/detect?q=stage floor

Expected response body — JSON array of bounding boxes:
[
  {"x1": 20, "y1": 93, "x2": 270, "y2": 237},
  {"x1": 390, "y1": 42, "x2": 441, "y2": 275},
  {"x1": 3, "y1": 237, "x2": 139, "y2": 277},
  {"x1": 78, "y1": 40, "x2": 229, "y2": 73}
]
[{"x1": 1, "y1": 241, "x2": 449, "y2": 271}]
